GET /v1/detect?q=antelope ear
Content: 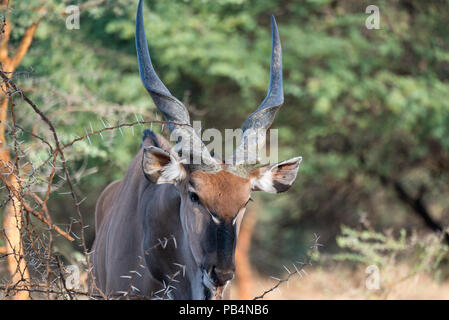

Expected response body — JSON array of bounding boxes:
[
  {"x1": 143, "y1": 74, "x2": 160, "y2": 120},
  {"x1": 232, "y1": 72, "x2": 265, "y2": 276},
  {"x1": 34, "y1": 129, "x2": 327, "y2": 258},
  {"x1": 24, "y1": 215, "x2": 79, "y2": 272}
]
[
  {"x1": 142, "y1": 146, "x2": 187, "y2": 184},
  {"x1": 250, "y1": 157, "x2": 302, "y2": 193}
]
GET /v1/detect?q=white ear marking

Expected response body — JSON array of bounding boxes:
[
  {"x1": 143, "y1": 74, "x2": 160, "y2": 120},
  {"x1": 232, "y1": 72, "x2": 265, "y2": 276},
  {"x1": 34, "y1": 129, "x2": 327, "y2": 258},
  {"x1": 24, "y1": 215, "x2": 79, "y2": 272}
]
[
  {"x1": 143, "y1": 146, "x2": 186, "y2": 184},
  {"x1": 251, "y1": 156, "x2": 302, "y2": 193},
  {"x1": 160, "y1": 155, "x2": 186, "y2": 182},
  {"x1": 251, "y1": 168, "x2": 276, "y2": 193}
]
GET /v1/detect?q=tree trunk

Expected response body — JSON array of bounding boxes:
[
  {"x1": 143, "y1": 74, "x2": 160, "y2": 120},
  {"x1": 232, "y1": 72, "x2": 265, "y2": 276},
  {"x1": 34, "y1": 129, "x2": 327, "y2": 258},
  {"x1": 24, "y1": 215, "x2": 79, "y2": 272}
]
[
  {"x1": 0, "y1": 94, "x2": 30, "y2": 299},
  {"x1": 2, "y1": 176, "x2": 30, "y2": 299},
  {"x1": 0, "y1": 6, "x2": 40, "y2": 298},
  {"x1": 235, "y1": 202, "x2": 258, "y2": 300}
]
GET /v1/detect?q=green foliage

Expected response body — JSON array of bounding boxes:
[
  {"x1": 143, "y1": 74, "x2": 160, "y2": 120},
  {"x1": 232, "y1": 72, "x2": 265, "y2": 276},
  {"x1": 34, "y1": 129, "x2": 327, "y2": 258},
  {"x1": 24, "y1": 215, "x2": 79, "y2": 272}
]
[
  {"x1": 5, "y1": 0, "x2": 449, "y2": 266},
  {"x1": 332, "y1": 225, "x2": 449, "y2": 281},
  {"x1": 333, "y1": 226, "x2": 407, "y2": 267}
]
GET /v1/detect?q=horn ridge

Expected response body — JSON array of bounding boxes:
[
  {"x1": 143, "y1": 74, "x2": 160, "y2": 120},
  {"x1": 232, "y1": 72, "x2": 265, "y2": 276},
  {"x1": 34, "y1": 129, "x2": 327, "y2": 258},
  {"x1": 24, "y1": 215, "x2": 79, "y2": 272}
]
[
  {"x1": 242, "y1": 14, "x2": 283, "y2": 131},
  {"x1": 135, "y1": 0, "x2": 219, "y2": 171},
  {"x1": 135, "y1": 0, "x2": 190, "y2": 127},
  {"x1": 226, "y1": 14, "x2": 284, "y2": 167}
]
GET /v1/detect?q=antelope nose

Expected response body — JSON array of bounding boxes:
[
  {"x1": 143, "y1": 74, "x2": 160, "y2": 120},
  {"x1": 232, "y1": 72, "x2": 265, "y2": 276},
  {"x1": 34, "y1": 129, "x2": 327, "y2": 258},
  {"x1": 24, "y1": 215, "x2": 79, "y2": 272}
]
[{"x1": 212, "y1": 267, "x2": 234, "y2": 285}]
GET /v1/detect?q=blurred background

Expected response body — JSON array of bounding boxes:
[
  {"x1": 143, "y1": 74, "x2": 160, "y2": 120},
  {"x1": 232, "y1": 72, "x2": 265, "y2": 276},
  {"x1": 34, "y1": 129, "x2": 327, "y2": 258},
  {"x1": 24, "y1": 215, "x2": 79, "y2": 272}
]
[{"x1": 1, "y1": 0, "x2": 449, "y2": 299}]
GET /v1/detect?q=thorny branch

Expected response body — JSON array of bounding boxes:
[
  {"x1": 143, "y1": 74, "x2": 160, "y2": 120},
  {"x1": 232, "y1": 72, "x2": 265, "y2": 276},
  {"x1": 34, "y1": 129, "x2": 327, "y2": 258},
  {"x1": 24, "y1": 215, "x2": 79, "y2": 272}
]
[
  {"x1": 252, "y1": 234, "x2": 322, "y2": 300},
  {"x1": 0, "y1": 66, "x2": 190, "y2": 299},
  {"x1": 0, "y1": 66, "x2": 318, "y2": 300}
]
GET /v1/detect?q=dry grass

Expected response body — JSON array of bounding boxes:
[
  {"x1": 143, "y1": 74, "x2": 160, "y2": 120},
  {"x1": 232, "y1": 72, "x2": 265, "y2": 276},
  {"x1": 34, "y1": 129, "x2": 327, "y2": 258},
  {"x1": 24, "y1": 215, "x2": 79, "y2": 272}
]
[{"x1": 231, "y1": 264, "x2": 449, "y2": 300}]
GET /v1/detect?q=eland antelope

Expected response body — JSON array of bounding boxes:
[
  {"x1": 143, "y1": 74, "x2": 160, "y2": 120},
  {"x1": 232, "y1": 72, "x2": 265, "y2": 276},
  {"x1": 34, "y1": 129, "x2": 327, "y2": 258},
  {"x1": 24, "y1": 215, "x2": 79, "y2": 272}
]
[{"x1": 91, "y1": 0, "x2": 302, "y2": 300}]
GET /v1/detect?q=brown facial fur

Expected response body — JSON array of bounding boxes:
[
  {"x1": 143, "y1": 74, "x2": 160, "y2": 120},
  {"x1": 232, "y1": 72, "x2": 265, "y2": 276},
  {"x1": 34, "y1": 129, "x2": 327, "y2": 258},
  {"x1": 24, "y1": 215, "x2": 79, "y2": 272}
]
[{"x1": 190, "y1": 170, "x2": 251, "y2": 221}]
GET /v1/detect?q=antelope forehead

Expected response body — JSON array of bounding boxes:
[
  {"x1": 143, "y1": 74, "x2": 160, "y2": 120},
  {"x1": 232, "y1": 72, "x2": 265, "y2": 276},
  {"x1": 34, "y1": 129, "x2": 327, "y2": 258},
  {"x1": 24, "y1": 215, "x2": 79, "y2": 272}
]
[
  {"x1": 191, "y1": 170, "x2": 251, "y2": 218},
  {"x1": 190, "y1": 170, "x2": 251, "y2": 188}
]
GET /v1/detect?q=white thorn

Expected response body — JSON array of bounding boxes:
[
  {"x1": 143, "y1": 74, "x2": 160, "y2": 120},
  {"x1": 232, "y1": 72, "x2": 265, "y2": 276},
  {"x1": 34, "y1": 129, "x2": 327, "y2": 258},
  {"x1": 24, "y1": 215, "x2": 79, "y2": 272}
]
[
  {"x1": 131, "y1": 286, "x2": 140, "y2": 292},
  {"x1": 118, "y1": 122, "x2": 124, "y2": 136},
  {"x1": 84, "y1": 129, "x2": 92, "y2": 144},
  {"x1": 283, "y1": 265, "x2": 291, "y2": 274},
  {"x1": 130, "y1": 270, "x2": 142, "y2": 277},
  {"x1": 154, "y1": 288, "x2": 165, "y2": 295},
  {"x1": 292, "y1": 263, "x2": 301, "y2": 276}
]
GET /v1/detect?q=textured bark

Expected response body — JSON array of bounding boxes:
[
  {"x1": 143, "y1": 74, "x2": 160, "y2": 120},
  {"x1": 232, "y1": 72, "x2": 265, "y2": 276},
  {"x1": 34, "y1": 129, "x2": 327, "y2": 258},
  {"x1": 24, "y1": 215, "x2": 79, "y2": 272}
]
[
  {"x1": 2, "y1": 173, "x2": 29, "y2": 299},
  {"x1": 235, "y1": 202, "x2": 258, "y2": 299},
  {"x1": 0, "y1": 3, "x2": 41, "y2": 298},
  {"x1": 1, "y1": 93, "x2": 30, "y2": 300}
]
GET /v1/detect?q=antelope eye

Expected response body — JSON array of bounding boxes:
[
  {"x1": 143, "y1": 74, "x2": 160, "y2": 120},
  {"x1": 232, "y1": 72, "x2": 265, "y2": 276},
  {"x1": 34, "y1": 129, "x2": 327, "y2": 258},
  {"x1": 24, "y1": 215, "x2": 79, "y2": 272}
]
[{"x1": 189, "y1": 192, "x2": 200, "y2": 204}]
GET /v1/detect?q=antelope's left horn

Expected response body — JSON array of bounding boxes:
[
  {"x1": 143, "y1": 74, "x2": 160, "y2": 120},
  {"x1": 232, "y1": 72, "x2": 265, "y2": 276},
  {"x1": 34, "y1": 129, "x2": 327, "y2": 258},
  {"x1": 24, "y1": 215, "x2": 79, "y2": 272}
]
[
  {"x1": 136, "y1": 0, "x2": 218, "y2": 170},
  {"x1": 226, "y1": 15, "x2": 284, "y2": 166},
  {"x1": 135, "y1": 0, "x2": 189, "y2": 129}
]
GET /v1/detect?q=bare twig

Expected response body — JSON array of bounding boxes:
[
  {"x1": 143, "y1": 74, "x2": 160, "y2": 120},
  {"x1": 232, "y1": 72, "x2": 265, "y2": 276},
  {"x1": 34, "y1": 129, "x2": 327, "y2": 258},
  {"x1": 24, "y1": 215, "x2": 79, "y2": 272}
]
[{"x1": 253, "y1": 234, "x2": 322, "y2": 300}]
